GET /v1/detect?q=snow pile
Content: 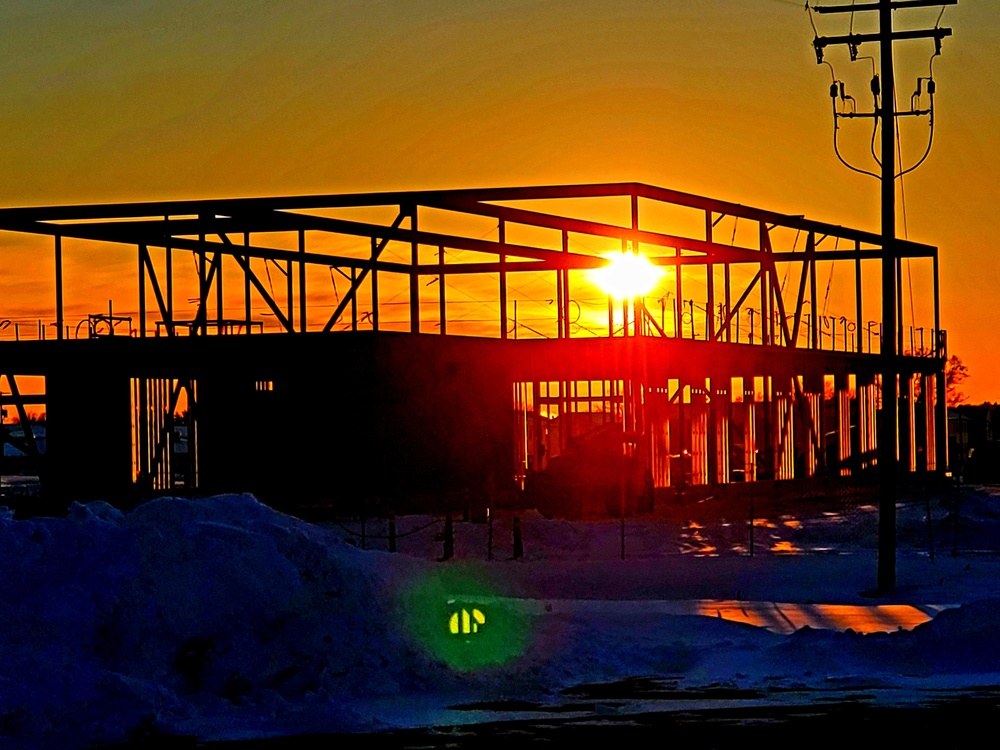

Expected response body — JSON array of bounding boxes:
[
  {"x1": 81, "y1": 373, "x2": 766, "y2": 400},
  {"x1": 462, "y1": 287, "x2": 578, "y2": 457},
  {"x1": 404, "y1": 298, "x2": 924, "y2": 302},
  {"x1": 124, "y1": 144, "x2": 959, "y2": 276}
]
[
  {"x1": 0, "y1": 495, "x2": 430, "y2": 747},
  {"x1": 763, "y1": 598, "x2": 1000, "y2": 681},
  {"x1": 3, "y1": 492, "x2": 1000, "y2": 747}
]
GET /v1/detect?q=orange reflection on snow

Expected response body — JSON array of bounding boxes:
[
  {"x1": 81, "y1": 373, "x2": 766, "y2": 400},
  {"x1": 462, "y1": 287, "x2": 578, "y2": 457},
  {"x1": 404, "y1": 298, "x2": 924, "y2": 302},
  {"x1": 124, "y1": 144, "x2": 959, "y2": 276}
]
[
  {"x1": 769, "y1": 540, "x2": 801, "y2": 554},
  {"x1": 679, "y1": 520, "x2": 717, "y2": 556},
  {"x1": 693, "y1": 601, "x2": 952, "y2": 634}
]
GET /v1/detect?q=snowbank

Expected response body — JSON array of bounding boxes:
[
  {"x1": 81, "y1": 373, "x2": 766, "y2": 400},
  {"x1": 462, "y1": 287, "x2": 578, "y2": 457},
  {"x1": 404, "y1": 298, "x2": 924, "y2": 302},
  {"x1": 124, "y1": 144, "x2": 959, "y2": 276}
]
[
  {"x1": 3, "y1": 493, "x2": 1000, "y2": 747},
  {"x1": 0, "y1": 495, "x2": 429, "y2": 746}
]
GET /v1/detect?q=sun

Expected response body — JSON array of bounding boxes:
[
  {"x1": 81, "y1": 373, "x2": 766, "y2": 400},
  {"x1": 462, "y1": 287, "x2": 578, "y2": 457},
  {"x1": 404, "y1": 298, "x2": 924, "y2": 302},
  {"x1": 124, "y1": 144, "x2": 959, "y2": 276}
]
[{"x1": 589, "y1": 250, "x2": 665, "y2": 300}]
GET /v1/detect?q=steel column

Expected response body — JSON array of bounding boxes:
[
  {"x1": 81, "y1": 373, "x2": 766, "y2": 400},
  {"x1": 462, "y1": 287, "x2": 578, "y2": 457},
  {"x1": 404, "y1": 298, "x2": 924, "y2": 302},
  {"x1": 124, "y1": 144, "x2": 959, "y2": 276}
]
[{"x1": 299, "y1": 230, "x2": 307, "y2": 333}]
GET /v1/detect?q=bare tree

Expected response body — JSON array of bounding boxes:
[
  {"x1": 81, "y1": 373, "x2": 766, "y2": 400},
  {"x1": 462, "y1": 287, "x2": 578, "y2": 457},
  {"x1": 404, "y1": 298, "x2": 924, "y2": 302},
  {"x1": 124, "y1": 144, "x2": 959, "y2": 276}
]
[{"x1": 945, "y1": 355, "x2": 969, "y2": 407}]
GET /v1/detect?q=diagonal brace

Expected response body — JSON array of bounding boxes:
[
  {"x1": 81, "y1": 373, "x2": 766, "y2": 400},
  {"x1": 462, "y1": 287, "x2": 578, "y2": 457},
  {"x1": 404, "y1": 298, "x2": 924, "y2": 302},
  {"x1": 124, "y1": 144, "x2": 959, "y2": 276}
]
[
  {"x1": 218, "y1": 234, "x2": 293, "y2": 332},
  {"x1": 323, "y1": 210, "x2": 406, "y2": 332}
]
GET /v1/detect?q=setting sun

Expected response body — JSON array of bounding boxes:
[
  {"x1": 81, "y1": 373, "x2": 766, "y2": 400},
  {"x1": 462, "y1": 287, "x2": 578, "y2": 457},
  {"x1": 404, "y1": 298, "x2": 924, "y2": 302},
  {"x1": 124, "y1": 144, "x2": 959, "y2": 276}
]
[{"x1": 590, "y1": 250, "x2": 665, "y2": 300}]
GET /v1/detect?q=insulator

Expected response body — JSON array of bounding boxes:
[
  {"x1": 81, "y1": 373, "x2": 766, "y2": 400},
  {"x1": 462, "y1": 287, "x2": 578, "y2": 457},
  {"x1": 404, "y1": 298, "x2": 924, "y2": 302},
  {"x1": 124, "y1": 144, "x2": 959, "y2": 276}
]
[
  {"x1": 927, "y1": 80, "x2": 936, "y2": 95},
  {"x1": 870, "y1": 75, "x2": 880, "y2": 97},
  {"x1": 830, "y1": 83, "x2": 838, "y2": 99}
]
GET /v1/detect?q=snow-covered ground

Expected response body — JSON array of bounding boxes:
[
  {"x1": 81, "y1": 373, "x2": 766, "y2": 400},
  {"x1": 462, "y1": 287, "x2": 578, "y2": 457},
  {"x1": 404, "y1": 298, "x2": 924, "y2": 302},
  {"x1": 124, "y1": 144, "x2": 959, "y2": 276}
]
[{"x1": 2, "y1": 488, "x2": 1000, "y2": 747}]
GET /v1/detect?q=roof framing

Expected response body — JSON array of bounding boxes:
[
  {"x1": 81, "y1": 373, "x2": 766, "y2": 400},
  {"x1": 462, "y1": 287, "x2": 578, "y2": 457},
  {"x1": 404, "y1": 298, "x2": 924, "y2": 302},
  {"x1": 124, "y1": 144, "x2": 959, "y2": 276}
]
[{"x1": 0, "y1": 182, "x2": 941, "y2": 359}]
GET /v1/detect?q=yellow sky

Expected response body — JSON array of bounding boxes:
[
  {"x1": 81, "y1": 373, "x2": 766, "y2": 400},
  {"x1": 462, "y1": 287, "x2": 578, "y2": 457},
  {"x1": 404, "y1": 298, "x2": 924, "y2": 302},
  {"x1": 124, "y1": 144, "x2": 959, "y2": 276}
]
[{"x1": 0, "y1": 0, "x2": 997, "y2": 400}]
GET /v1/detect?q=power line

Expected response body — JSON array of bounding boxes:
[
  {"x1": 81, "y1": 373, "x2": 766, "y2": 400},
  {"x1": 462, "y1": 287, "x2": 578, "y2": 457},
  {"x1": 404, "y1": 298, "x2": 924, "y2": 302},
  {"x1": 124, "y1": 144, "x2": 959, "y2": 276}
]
[{"x1": 809, "y1": 0, "x2": 958, "y2": 594}]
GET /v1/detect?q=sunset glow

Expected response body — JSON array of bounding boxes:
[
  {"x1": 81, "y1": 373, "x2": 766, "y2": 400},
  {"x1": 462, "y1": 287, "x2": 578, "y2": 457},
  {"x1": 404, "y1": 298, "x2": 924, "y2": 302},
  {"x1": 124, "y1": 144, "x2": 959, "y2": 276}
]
[{"x1": 0, "y1": 0, "x2": 995, "y2": 402}]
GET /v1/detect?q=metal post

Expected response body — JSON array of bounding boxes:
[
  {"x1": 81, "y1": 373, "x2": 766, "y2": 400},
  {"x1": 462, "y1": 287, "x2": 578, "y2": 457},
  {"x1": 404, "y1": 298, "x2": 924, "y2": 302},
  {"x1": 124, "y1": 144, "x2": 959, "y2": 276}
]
[
  {"x1": 630, "y1": 195, "x2": 639, "y2": 340},
  {"x1": 499, "y1": 220, "x2": 508, "y2": 339},
  {"x1": 562, "y1": 229, "x2": 571, "y2": 339},
  {"x1": 763, "y1": 225, "x2": 773, "y2": 346},
  {"x1": 299, "y1": 229, "x2": 307, "y2": 333},
  {"x1": 897, "y1": 256, "x2": 904, "y2": 355},
  {"x1": 371, "y1": 237, "x2": 379, "y2": 332},
  {"x1": 286, "y1": 260, "x2": 293, "y2": 333},
  {"x1": 138, "y1": 245, "x2": 146, "y2": 338},
  {"x1": 557, "y1": 245, "x2": 565, "y2": 339},
  {"x1": 217, "y1": 252, "x2": 224, "y2": 332},
  {"x1": 138, "y1": 375, "x2": 148, "y2": 488},
  {"x1": 351, "y1": 267, "x2": 358, "y2": 331},
  {"x1": 724, "y1": 263, "x2": 732, "y2": 343},
  {"x1": 409, "y1": 206, "x2": 419, "y2": 333},
  {"x1": 166, "y1": 229, "x2": 174, "y2": 335},
  {"x1": 197, "y1": 240, "x2": 206, "y2": 335},
  {"x1": 55, "y1": 235, "x2": 63, "y2": 340},
  {"x1": 855, "y1": 240, "x2": 863, "y2": 353},
  {"x1": 759, "y1": 247, "x2": 768, "y2": 346},
  {"x1": 438, "y1": 245, "x2": 446, "y2": 335},
  {"x1": 674, "y1": 253, "x2": 682, "y2": 337},
  {"x1": 0, "y1": 386, "x2": 5, "y2": 495},
  {"x1": 244, "y1": 233, "x2": 252, "y2": 334},
  {"x1": 706, "y1": 268, "x2": 715, "y2": 342}
]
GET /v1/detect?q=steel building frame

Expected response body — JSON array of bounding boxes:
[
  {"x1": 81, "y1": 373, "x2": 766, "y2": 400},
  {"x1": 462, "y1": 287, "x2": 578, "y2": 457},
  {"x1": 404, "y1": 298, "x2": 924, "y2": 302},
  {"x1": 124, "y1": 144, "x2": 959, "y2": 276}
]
[{"x1": 0, "y1": 183, "x2": 947, "y2": 510}]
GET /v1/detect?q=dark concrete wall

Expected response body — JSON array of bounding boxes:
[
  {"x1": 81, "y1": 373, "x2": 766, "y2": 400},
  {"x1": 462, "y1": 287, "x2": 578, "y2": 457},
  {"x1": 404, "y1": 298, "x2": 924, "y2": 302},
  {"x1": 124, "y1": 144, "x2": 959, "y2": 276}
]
[
  {"x1": 0, "y1": 331, "x2": 944, "y2": 514},
  {"x1": 45, "y1": 347, "x2": 133, "y2": 504}
]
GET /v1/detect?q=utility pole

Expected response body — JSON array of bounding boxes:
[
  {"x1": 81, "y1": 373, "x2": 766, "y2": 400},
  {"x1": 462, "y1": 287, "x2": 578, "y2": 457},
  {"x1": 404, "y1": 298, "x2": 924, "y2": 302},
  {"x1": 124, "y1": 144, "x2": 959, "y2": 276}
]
[{"x1": 811, "y1": 0, "x2": 956, "y2": 593}]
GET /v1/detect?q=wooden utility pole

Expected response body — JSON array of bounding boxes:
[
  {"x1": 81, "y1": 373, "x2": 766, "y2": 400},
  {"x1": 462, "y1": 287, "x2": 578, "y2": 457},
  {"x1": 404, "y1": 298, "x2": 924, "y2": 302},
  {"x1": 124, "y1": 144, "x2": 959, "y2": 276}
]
[
  {"x1": 876, "y1": 0, "x2": 898, "y2": 595},
  {"x1": 812, "y1": 0, "x2": 956, "y2": 592}
]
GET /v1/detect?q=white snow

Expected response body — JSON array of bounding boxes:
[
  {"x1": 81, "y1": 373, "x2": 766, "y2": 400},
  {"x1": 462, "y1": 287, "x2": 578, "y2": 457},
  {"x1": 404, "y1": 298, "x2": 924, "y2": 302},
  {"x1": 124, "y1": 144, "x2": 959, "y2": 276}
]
[{"x1": 2, "y1": 488, "x2": 1000, "y2": 747}]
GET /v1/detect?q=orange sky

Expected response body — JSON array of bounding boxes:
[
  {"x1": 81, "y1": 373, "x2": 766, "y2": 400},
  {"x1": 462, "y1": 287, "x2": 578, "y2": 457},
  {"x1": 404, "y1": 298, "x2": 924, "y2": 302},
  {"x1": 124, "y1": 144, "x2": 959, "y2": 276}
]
[{"x1": 0, "y1": 1, "x2": 997, "y2": 400}]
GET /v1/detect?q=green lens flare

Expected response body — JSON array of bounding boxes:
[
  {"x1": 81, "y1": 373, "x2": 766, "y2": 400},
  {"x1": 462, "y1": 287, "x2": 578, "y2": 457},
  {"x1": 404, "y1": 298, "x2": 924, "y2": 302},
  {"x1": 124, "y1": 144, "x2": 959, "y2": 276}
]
[{"x1": 399, "y1": 567, "x2": 530, "y2": 671}]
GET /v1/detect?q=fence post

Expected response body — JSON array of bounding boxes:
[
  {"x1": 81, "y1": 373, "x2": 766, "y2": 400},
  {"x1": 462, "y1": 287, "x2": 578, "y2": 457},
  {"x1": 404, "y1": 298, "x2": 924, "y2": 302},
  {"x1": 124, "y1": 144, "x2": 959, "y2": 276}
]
[
  {"x1": 952, "y1": 475, "x2": 961, "y2": 558},
  {"x1": 360, "y1": 502, "x2": 367, "y2": 551},
  {"x1": 925, "y1": 480, "x2": 934, "y2": 562},
  {"x1": 487, "y1": 507, "x2": 493, "y2": 561},
  {"x1": 442, "y1": 511, "x2": 454, "y2": 561}
]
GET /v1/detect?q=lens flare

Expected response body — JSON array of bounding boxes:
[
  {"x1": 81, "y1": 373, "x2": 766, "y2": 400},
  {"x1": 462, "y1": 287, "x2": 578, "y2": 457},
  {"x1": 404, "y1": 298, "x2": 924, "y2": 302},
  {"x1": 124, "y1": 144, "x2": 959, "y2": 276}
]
[
  {"x1": 399, "y1": 568, "x2": 530, "y2": 671},
  {"x1": 590, "y1": 250, "x2": 664, "y2": 300}
]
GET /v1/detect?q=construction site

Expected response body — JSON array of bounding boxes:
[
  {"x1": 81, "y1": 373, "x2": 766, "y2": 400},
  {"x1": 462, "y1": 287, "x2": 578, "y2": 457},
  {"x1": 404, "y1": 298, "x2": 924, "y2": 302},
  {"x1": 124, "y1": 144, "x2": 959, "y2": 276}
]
[{"x1": 0, "y1": 182, "x2": 946, "y2": 518}]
